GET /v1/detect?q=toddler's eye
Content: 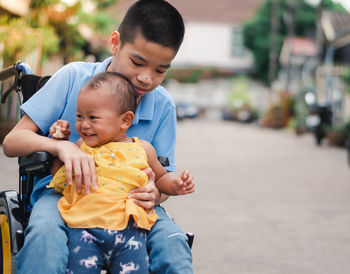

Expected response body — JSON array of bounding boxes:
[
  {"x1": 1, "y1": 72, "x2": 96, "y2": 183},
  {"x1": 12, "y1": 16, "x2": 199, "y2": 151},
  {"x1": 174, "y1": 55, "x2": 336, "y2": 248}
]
[{"x1": 89, "y1": 115, "x2": 97, "y2": 120}]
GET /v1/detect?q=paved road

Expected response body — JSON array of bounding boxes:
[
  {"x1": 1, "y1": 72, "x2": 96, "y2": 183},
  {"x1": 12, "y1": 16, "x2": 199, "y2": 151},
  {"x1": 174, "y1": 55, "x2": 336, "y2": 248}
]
[
  {"x1": 1, "y1": 120, "x2": 350, "y2": 273},
  {"x1": 163, "y1": 120, "x2": 350, "y2": 274}
]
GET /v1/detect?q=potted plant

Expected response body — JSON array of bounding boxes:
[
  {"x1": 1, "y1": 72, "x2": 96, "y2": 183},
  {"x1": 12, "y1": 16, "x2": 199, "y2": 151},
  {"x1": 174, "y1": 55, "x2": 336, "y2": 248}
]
[{"x1": 326, "y1": 120, "x2": 350, "y2": 147}]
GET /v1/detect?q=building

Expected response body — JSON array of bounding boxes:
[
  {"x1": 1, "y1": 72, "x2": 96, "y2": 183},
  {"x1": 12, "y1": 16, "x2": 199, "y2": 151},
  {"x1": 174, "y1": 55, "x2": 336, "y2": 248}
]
[
  {"x1": 279, "y1": 36, "x2": 317, "y2": 94},
  {"x1": 317, "y1": 9, "x2": 350, "y2": 125},
  {"x1": 111, "y1": 0, "x2": 263, "y2": 72}
]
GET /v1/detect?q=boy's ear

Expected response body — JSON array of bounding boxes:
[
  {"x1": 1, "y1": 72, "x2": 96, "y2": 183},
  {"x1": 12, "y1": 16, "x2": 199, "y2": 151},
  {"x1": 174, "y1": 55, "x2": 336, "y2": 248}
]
[
  {"x1": 121, "y1": 111, "x2": 134, "y2": 129},
  {"x1": 109, "y1": 31, "x2": 121, "y2": 55}
]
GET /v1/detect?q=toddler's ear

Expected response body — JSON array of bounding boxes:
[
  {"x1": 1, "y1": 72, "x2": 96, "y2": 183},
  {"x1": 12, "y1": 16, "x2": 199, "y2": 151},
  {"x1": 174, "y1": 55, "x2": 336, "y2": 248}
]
[{"x1": 121, "y1": 111, "x2": 134, "y2": 129}]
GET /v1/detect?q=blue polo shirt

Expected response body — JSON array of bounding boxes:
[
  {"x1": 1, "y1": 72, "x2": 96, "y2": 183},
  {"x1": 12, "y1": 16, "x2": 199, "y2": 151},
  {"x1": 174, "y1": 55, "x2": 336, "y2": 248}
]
[{"x1": 21, "y1": 57, "x2": 177, "y2": 204}]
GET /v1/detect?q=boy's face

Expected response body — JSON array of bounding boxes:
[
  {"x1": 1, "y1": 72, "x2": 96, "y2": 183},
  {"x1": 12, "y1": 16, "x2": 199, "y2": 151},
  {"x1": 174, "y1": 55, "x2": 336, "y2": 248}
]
[
  {"x1": 108, "y1": 31, "x2": 177, "y2": 96},
  {"x1": 76, "y1": 86, "x2": 129, "y2": 147}
]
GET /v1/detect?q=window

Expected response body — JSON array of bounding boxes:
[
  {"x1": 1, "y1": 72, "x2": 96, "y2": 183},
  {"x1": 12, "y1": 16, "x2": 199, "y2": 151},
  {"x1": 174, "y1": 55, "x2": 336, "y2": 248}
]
[{"x1": 231, "y1": 27, "x2": 247, "y2": 57}]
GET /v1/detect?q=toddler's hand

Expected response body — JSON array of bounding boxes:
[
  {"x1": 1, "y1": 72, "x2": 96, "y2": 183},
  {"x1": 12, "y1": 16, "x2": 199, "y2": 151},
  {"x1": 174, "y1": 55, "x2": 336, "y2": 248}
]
[
  {"x1": 50, "y1": 120, "x2": 71, "y2": 140},
  {"x1": 174, "y1": 170, "x2": 194, "y2": 195}
]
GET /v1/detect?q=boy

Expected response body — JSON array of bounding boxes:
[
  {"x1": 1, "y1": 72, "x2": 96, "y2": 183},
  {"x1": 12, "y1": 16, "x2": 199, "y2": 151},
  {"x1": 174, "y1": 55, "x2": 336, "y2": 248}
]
[
  {"x1": 3, "y1": 0, "x2": 192, "y2": 273},
  {"x1": 49, "y1": 71, "x2": 194, "y2": 273}
]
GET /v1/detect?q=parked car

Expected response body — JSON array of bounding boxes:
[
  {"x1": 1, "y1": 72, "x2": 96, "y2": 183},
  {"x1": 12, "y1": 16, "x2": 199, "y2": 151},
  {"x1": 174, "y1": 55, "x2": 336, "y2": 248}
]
[{"x1": 176, "y1": 103, "x2": 199, "y2": 120}]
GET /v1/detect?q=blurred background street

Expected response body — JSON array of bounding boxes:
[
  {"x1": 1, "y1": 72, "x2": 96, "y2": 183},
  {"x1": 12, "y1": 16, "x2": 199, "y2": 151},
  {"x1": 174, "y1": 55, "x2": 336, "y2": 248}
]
[{"x1": 165, "y1": 119, "x2": 350, "y2": 274}]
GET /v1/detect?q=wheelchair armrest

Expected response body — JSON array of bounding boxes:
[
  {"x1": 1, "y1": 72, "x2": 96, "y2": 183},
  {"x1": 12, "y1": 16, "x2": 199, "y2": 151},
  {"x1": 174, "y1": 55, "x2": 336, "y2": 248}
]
[
  {"x1": 157, "y1": 156, "x2": 170, "y2": 167},
  {"x1": 18, "y1": 151, "x2": 53, "y2": 177},
  {"x1": 186, "y1": 232, "x2": 194, "y2": 249}
]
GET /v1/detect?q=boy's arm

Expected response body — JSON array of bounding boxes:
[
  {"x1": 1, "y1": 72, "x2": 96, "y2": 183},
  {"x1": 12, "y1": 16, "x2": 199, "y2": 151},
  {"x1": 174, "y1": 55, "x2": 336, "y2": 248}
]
[
  {"x1": 140, "y1": 140, "x2": 194, "y2": 196},
  {"x1": 50, "y1": 140, "x2": 83, "y2": 176},
  {"x1": 3, "y1": 115, "x2": 97, "y2": 193},
  {"x1": 50, "y1": 138, "x2": 84, "y2": 176},
  {"x1": 3, "y1": 115, "x2": 62, "y2": 157}
]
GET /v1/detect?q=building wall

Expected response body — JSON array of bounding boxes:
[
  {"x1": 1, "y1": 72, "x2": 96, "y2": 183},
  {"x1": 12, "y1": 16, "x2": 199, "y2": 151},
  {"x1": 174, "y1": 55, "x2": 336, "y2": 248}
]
[
  {"x1": 344, "y1": 92, "x2": 350, "y2": 121},
  {"x1": 173, "y1": 22, "x2": 253, "y2": 71}
]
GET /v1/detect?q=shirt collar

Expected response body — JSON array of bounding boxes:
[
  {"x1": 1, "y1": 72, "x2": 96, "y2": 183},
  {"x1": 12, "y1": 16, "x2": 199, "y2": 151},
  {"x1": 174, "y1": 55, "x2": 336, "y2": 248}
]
[
  {"x1": 94, "y1": 56, "x2": 113, "y2": 75},
  {"x1": 133, "y1": 92, "x2": 155, "y2": 124}
]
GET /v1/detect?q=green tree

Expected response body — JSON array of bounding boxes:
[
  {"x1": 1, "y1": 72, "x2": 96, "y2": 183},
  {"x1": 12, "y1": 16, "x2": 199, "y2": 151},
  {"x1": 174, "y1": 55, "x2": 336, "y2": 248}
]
[
  {"x1": 0, "y1": 16, "x2": 59, "y2": 66},
  {"x1": 0, "y1": 0, "x2": 118, "y2": 126},
  {"x1": 0, "y1": 0, "x2": 118, "y2": 67},
  {"x1": 242, "y1": 0, "x2": 345, "y2": 84},
  {"x1": 29, "y1": 0, "x2": 118, "y2": 63}
]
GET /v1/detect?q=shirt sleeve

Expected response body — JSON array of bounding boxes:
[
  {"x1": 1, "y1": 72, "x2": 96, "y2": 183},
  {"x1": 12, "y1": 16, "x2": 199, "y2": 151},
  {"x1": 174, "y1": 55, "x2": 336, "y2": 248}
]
[
  {"x1": 152, "y1": 104, "x2": 177, "y2": 172},
  {"x1": 20, "y1": 64, "x2": 75, "y2": 135}
]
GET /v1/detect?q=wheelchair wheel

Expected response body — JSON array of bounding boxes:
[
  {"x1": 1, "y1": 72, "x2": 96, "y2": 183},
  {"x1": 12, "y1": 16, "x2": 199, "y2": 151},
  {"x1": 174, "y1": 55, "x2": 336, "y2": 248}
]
[{"x1": 0, "y1": 197, "x2": 16, "y2": 274}]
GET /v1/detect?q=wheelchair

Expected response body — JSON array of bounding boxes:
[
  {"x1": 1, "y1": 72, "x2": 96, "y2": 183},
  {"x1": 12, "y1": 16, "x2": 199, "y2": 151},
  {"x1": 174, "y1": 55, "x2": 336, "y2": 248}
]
[{"x1": 0, "y1": 61, "x2": 194, "y2": 273}]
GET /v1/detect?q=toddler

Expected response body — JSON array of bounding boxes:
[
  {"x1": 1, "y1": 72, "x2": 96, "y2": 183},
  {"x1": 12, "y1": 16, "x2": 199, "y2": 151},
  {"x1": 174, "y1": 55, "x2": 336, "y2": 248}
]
[{"x1": 48, "y1": 71, "x2": 194, "y2": 273}]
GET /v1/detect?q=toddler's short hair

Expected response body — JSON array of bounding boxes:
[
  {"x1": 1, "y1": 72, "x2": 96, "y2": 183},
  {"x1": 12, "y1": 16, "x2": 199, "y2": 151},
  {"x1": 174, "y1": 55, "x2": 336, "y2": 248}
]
[{"x1": 85, "y1": 72, "x2": 138, "y2": 114}]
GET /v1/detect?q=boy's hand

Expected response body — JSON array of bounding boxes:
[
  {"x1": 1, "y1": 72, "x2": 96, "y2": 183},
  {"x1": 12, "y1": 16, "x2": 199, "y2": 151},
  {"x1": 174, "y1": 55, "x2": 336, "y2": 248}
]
[
  {"x1": 173, "y1": 170, "x2": 195, "y2": 195},
  {"x1": 55, "y1": 140, "x2": 98, "y2": 194},
  {"x1": 50, "y1": 120, "x2": 71, "y2": 140},
  {"x1": 129, "y1": 167, "x2": 159, "y2": 210}
]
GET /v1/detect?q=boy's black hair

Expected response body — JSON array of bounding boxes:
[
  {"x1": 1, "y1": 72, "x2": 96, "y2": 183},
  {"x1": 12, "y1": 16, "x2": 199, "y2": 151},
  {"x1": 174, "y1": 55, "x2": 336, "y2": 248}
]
[
  {"x1": 85, "y1": 72, "x2": 138, "y2": 114},
  {"x1": 118, "y1": 0, "x2": 185, "y2": 51}
]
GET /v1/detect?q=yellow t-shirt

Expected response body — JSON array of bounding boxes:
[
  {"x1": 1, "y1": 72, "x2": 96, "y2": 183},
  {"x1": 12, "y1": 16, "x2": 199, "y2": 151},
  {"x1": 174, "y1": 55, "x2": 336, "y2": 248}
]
[{"x1": 47, "y1": 137, "x2": 158, "y2": 230}]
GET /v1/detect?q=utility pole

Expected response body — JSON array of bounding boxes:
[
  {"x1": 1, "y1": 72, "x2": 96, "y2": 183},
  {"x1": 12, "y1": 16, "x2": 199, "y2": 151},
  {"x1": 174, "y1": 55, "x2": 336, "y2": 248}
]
[
  {"x1": 268, "y1": 0, "x2": 280, "y2": 89},
  {"x1": 315, "y1": 0, "x2": 324, "y2": 63},
  {"x1": 285, "y1": 0, "x2": 296, "y2": 92}
]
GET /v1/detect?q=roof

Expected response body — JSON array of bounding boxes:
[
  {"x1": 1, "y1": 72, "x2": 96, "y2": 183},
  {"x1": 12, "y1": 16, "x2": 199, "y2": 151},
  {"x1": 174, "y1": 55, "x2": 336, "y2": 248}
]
[
  {"x1": 280, "y1": 37, "x2": 317, "y2": 66},
  {"x1": 0, "y1": 0, "x2": 30, "y2": 16},
  {"x1": 321, "y1": 10, "x2": 350, "y2": 49},
  {"x1": 109, "y1": 0, "x2": 264, "y2": 24}
]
